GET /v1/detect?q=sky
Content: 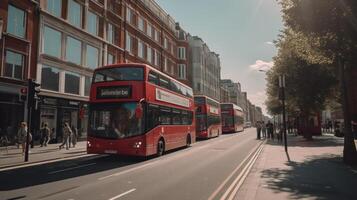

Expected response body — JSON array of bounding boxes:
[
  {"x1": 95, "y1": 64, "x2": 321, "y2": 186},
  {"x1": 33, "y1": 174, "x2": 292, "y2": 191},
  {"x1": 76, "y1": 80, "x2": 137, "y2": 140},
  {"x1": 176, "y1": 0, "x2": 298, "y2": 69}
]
[{"x1": 156, "y1": 0, "x2": 283, "y2": 115}]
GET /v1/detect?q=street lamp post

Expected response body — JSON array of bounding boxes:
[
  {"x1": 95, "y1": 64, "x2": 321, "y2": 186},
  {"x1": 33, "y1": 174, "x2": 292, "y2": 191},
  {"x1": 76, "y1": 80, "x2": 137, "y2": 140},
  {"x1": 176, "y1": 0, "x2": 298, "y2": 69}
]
[{"x1": 279, "y1": 75, "x2": 288, "y2": 152}]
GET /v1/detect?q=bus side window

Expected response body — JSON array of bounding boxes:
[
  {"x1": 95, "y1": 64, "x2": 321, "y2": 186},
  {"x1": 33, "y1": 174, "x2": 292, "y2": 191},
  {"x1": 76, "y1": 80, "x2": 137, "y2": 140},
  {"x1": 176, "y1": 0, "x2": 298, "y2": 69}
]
[
  {"x1": 182, "y1": 110, "x2": 189, "y2": 125},
  {"x1": 147, "y1": 104, "x2": 160, "y2": 131},
  {"x1": 159, "y1": 106, "x2": 172, "y2": 125},
  {"x1": 172, "y1": 109, "x2": 182, "y2": 125},
  {"x1": 148, "y1": 71, "x2": 159, "y2": 85},
  {"x1": 159, "y1": 75, "x2": 170, "y2": 90}
]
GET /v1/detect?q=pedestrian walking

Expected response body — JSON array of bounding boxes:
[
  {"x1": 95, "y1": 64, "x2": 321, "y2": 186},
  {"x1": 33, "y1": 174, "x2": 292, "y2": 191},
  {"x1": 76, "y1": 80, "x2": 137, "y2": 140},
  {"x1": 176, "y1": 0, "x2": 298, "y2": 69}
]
[
  {"x1": 41, "y1": 123, "x2": 51, "y2": 147},
  {"x1": 59, "y1": 123, "x2": 72, "y2": 150},
  {"x1": 256, "y1": 121, "x2": 262, "y2": 140},
  {"x1": 17, "y1": 122, "x2": 31, "y2": 154},
  {"x1": 71, "y1": 125, "x2": 78, "y2": 148},
  {"x1": 261, "y1": 122, "x2": 267, "y2": 138},
  {"x1": 266, "y1": 120, "x2": 274, "y2": 140}
]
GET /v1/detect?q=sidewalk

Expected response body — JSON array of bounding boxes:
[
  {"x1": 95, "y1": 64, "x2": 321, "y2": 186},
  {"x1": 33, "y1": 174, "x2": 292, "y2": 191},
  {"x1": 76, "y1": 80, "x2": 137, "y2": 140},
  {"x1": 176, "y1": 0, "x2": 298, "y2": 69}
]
[
  {"x1": 236, "y1": 134, "x2": 357, "y2": 200},
  {"x1": 0, "y1": 141, "x2": 88, "y2": 169}
]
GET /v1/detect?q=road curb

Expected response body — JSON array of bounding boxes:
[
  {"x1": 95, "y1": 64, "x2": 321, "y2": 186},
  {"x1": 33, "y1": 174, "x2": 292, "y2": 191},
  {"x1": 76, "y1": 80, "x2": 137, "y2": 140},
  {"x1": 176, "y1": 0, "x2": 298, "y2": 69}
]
[{"x1": 0, "y1": 152, "x2": 93, "y2": 172}]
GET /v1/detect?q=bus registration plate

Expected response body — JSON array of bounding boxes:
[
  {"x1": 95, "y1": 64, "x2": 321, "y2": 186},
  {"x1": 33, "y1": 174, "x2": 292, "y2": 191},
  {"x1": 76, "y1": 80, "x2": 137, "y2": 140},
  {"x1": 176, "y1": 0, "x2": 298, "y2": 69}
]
[{"x1": 104, "y1": 150, "x2": 117, "y2": 154}]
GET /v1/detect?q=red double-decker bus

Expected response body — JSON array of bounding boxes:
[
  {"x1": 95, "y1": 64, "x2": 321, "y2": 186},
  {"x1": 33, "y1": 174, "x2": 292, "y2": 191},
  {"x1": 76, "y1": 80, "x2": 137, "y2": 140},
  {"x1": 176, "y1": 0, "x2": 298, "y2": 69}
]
[
  {"x1": 87, "y1": 63, "x2": 195, "y2": 157},
  {"x1": 194, "y1": 96, "x2": 222, "y2": 139},
  {"x1": 221, "y1": 103, "x2": 244, "y2": 133}
]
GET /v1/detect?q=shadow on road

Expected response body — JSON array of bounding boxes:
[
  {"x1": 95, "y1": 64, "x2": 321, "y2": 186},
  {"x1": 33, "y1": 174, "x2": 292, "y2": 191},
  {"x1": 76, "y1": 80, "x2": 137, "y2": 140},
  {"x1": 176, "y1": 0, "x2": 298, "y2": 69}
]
[
  {"x1": 0, "y1": 155, "x2": 147, "y2": 191},
  {"x1": 261, "y1": 154, "x2": 357, "y2": 200}
]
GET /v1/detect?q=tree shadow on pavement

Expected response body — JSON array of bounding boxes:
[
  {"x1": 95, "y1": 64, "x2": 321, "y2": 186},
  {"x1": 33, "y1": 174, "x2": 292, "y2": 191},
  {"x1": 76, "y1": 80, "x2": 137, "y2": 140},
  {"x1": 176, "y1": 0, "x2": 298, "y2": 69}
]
[
  {"x1": 265, "y1": 135, "x2": 344, "y2": 148},
  {"x1": 261, "y1": 154, "x2": 357, "y2": 200}
]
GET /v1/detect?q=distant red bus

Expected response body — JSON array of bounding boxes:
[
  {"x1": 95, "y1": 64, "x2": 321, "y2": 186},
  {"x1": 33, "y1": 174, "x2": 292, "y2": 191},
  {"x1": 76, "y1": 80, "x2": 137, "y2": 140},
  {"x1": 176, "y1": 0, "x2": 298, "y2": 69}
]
[
  {"x1": 194, "y1": 96, "x2": 222, "y2": 139},
  {"x1": 221, "y1": 103, "x2": 244, "y2": 133},
  {"x1": 87, "y1": 63, "x2": 195, "y2": 157}
]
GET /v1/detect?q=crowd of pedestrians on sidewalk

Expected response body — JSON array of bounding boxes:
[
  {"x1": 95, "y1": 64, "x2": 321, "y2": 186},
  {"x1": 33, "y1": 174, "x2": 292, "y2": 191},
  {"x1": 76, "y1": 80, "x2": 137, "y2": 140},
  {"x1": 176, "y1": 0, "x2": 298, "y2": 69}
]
[
  {"x1": 255, "y1": 121, "x2": 280, "y2": 141},
  {"x1": 0, "y1": 121, "x2": 79, "y2": 155}
]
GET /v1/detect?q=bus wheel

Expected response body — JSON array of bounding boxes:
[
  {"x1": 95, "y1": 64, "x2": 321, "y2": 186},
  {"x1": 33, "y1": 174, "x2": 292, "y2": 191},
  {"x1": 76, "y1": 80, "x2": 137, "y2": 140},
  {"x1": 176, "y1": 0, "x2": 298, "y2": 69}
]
[
  {"x1": 186, "y1": 134, "x2": 191, "y2": 147},
  {"x1": 157, "y1": 139, "x2": 165, "y2": 157}
]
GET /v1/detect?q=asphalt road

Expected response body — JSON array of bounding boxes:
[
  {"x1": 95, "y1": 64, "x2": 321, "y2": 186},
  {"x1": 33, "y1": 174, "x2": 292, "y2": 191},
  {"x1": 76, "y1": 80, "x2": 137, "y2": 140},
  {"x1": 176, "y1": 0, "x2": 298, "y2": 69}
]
[{"x1": 0, "y1": 128, "x2": 261, "y2": 200}]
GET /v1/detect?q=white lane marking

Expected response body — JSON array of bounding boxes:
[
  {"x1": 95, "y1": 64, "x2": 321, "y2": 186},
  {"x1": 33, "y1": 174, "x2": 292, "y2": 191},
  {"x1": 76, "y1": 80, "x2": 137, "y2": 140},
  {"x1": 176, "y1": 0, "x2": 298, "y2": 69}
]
[
  {"x1": 207, "y1": 141, "x2": 264, "y2": 200},
  {"x1": 108, "y1": 188, "x2": 136, "y2": 200},
  {"x1": 0, "y1": 154, "x2": 104, "y2": 172},
  {"x1": 48, "y1": 163, "x2": 96, "y2": 174},
  {"x1": 98, "y1": 162, "x2": 155, "y2": 180},
  {"x1": 98, "y1": 134, "x2": 241, "y2": 181},
  {"x1": 221, "y1": 144, "x2": 264, "y2": 200},
  {"x1": 227, "y1": 145, "x2": 264, "y2": 200}
]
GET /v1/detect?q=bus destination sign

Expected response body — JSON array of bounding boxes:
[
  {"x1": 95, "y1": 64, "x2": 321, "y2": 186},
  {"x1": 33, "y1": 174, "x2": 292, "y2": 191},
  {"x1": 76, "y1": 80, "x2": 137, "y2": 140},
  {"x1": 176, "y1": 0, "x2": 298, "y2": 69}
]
[{"x1": 97, "y1": 86, "x2": 131, "y2": 99}]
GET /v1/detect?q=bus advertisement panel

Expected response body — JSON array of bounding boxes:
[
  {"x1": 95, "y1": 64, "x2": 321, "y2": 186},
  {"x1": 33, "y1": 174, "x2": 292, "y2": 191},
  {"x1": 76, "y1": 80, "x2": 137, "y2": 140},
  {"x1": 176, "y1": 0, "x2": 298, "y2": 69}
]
[
  {"x1": 195, "y1": 96, "x2": 222, "y2": 139},
  {"x1": 87, "y1": 63, "x2": 195, "y2": 157}
]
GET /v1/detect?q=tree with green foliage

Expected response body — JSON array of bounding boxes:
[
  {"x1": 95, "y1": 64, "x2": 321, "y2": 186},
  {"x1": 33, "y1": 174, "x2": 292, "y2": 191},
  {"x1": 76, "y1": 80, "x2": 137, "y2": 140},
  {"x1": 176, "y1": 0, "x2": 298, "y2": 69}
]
[
  {"x1": 278, "y1": 0, "x2": 357, "y2": 164},
  {"x1": 266, "y1": 29, "x2": 336, "y2": 139}
]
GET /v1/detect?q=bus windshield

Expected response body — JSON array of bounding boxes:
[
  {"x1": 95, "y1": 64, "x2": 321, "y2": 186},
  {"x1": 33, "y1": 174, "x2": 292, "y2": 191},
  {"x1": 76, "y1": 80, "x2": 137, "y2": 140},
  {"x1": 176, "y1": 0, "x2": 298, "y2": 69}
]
[
  {"x1": 93, "y1": 67, "x2": 144, "y2": 82},
  {"x1": 89, "y1": 102, "x2": 144, "y2": 139},
  {"x1": 222, "y1": 113, "x2": 233, "y2": 127}
]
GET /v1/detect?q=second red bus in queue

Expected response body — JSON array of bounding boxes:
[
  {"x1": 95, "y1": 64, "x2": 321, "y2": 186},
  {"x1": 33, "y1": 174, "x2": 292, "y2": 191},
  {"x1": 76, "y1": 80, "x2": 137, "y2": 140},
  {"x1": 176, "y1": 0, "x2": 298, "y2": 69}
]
[
  {"x1": 87, "y1": 63, "x2": 195, "y2": 157},
  {"x1": 194, "y1": 96, "x2": 222, "y2": 139}
]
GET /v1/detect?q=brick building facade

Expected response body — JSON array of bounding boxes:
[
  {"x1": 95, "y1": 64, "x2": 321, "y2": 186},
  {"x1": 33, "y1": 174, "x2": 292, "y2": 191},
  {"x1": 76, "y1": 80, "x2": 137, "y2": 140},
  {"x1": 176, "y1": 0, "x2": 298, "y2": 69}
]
[
  {"x1": 1, "y1": 0, "x2": 190, "y2": 142},
  {"x1": 0, "y1": 0, "x2": 39, "y2": 140}
]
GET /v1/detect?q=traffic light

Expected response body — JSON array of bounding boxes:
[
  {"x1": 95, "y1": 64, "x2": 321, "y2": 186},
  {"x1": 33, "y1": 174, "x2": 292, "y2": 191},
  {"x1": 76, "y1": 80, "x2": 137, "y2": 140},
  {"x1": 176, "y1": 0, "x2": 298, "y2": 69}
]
[
  {"x1": 28, "y1": 79, "x2": 41, "y2": 108},
  {"x1": 19, "y1": 87, "x2": 27, "y2": 102}
]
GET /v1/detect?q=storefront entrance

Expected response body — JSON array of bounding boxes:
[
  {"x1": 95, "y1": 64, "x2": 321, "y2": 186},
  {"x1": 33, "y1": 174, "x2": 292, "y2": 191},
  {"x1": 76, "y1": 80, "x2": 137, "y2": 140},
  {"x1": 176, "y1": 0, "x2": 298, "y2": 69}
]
[{"x1": 39, "y1": 96, "x2": 87, "y2": 143}]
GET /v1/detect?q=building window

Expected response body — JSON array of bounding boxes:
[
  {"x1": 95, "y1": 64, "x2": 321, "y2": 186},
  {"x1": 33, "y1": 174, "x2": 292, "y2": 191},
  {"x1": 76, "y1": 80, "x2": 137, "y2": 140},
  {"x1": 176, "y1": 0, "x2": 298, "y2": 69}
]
[
  {"x1": 125, "y1": 31, "x2": 132, "y2": 53},
  {"x1": 4, "y1": 50, "x2": 24, "y2": 80},
  {"x1": 163, "y1": 57, "x2": 167, "y2": 72},
  {"x1": 171, "y1": 43, "x2": 175, "y2": 55},
  {"x1": 178, "y1": 64, "x2": 186, "y2": 79},
  {"x1": 126, "y1": 7, "x2": 132, "y2": 23},
  {"x1": 138, "y1": 40, "x2": 144, "y2": 59},
  {"x1": 107, "y1": 23, "x2": 115, "y2": 44},
  {"x1": 86, "y1": 45, "x2": 98, "y2": 69},
  {"x1": 154, "y1": 28, "x2": 159, "y2": 42},
  {"x1": 164, "y1": 37, "x2": 168, "y2": 49},
  {"x1": 154, "y1": 50, "x2": 160, "y2": 66},
  {"x1": 147, "y1": 46, "x2": 152, "y2": 63},
  {"x1": 170, "y1": 62, "x2": 175, "y2": 75},
  {"x1": 147, "y1": 23, "x2": 152, "y2": 37},
  {"x1": 138, "y1": 16, "x2": 144, "y2": 31},
  {"x1": 46, "y1": 0, "x2": 61, "y2": 17},
  {"x1": 65, "y1": 72, "x2": 80, "y2": 94},
  {"x1": 84, "y1": 76, "x2": 91, "y2": 96},
  {"x1": 107, "y1": 53, "x2": 115, "y2": 65},
  {"x1": 178, "y1": 47, "x2": 186, "y2": 60},
  {"x1": 68, "y1": 0, "x2": 82, "y2": 28},
  {"x1": 7, "y1": 5, "x2": 26, "y2": 38},
  {"x1": 66, "y1": 36, "x2": 82, "y2": 65},
  {"x1": 43, "y1": 26, "x2": 62, "y2": 58},
  {"x1": 41, "y1": 65, "x2": 60, "y2": 91},
  {"x1": 87, "y1": 10, "x2": 98, "y2": 36}
]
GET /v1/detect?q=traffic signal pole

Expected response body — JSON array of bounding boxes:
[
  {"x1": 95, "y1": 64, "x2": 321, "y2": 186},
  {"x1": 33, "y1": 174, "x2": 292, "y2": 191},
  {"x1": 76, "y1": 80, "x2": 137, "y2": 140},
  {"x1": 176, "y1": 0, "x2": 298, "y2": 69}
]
[
  {"x1": 279, "y1": 75, "x2": 288, "y2": 152},
  {"x1": 25, "y1": 106, "x2": 32, "y2": 162},
  {"x1": 25, "y1": 79, "x2": 41, "y2": 162},
  {"x1": 25, "y1": 79, "x2": 32, "y2": 162}
]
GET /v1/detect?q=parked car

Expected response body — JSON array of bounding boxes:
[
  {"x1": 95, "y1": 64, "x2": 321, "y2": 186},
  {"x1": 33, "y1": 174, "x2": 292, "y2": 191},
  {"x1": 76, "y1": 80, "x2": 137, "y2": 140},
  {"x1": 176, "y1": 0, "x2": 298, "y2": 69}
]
[{"x1": 244, "y1": 121, "x2": 252, "y2": 128}]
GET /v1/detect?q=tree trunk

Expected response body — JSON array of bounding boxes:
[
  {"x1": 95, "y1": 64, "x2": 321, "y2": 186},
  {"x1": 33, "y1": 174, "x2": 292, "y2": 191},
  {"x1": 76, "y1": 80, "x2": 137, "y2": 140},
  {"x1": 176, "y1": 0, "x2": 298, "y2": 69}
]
[{"x1": 339, "y1": 58, "x2": 357, "y2": 165}]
